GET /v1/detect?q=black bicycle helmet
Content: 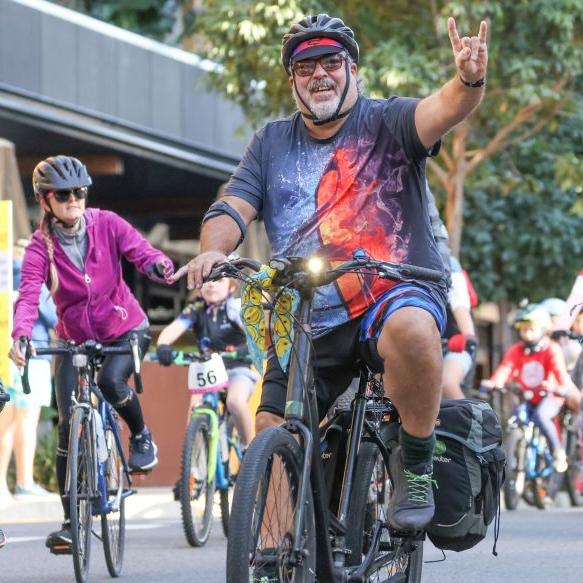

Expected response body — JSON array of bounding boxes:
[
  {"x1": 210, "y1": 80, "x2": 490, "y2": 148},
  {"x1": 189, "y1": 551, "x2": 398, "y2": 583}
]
[
  {"x1": 281, "y1": 14, "x2": 359, "y2": 72},
  {"x1": 32, "y1": 155, "x2": 92, "y2": 196}
]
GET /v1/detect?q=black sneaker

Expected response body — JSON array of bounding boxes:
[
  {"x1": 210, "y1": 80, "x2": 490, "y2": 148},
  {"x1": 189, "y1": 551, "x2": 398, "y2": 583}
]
[
  {"x1": 129, "y1": 427, "x2": 159, "y2": 471},
  {"x1": 253, "y1": 548, "x2": 278, "y2": 583},
  {"x1": 0, "y1": 528, "x2": 6, "y2": 549},
  {"x1": 387, "y1": 446, "x2": 436, "y2": 533},
  {"x1": 46, "y1": 521, "x2": 72, "y2": 554}
]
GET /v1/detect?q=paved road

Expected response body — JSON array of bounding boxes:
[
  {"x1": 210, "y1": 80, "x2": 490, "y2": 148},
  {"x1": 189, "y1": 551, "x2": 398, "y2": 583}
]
[{"x1": 1, "y1": 501, "x2": 582, "y2": 582}]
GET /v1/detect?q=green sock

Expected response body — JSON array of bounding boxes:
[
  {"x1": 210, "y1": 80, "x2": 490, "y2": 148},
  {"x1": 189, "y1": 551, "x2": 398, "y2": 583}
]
[{"x1": 399, "y1": 427, "x2": 436, "y2": 470}]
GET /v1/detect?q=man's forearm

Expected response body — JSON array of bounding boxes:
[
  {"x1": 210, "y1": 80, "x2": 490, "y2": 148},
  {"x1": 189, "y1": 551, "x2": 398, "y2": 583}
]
[
  {"x1": 439, "y1": 76, "x2": 484, "y2": 126},
  {"x1": 200, "y1": 215, "x2": 242, "y2": 255},
  {"x1": 416, "y1": 77, "x2": 485, "y2": 148}
]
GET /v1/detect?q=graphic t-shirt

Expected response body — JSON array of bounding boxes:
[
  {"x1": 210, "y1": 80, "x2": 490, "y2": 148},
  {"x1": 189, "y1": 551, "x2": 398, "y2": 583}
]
[{"x1": 227, "y1": 96, "x2": 446, "y2": 336}]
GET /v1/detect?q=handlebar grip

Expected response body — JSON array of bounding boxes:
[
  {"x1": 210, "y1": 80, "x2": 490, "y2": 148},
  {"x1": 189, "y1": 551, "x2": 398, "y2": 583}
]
[
  {"x1": 398, "y1": 263, "x2": 444, "y2": 283},
  {"x1": 19, "y1": 337, "x2": 31, "y2": 395},
  {"x1": 22, "y1": 363, "x2": 31, "y2": 395},
  {"x1": 134, "y1": 373, "x2": 143, "y2": 394}
]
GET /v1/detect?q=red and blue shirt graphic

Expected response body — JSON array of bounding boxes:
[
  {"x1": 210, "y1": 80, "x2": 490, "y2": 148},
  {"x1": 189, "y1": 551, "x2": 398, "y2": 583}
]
[{"x1": 227, "y1": 96, "x2": 446, "y2": 336}]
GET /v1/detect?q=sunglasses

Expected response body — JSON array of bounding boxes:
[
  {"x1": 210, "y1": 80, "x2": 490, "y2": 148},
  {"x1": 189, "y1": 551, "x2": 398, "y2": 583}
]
[
  {"x1": 48, "y1": 187, "x2": 89, "y2": 203},
  {"x1": 292, "y1": 53, "x2": 346, "y2": 77}
]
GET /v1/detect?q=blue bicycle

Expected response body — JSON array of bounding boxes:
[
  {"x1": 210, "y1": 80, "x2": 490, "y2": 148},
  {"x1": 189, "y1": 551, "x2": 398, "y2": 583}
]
[
  {"x1": 21, "y1": 335, "x2": 144, "y2": 583},
  {"x1": 491, "y1": 384, "x2": 562, "y2": 510}
]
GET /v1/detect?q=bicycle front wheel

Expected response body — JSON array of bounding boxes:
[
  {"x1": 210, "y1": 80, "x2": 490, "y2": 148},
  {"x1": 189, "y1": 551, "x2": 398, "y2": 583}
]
[
  {"x1": 346, "y1": 430, "x2": 423, "y2": 583},
  {"x1": 503, "y1": 427, "x2": 525, "y2": 511},
  {"x1": 563, "y1": 423, "x2": 582, "y2": 507},
  {"x1": 180, "y1": 415, "x2": 215, "y2": 547},
  {"x1": 529, "y1": 427, "x2": 560, "y2": 510},
  {"x1": 101, "y1": 422, "x2": 126, "y2": 577},
  {"x1": 69, "y1": 407, "x2": 95, "y2": 583},
  {"x1": 220, "y1": 418, "x2": 242, "y2": 538},
  {"x1": 226, "y1": 426, "x2": 316, "y2": 583}
]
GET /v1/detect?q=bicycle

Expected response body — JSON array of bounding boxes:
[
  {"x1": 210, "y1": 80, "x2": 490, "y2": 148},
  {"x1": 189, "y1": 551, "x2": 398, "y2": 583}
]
[
  {"x1": 20, "y1": 334, "x2": 144, "y2": 583},
  {"x1": 151, "y1": 345, "x2": 247, "y2": 546},
  {"x1": 487, "y1": 383, "x2": 563, "y2": 511},
  {"x1": 0, "y1": 379, "x2": 9, "y2": 550},
  {"x1": 203, "y1": 251, "x2": 443, "y2": 583}
]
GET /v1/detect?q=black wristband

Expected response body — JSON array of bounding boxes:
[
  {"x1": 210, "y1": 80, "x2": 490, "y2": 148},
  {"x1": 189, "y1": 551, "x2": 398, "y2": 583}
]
[{"x1": 459, "y1": 75, "x2": 486, "y2": 88}]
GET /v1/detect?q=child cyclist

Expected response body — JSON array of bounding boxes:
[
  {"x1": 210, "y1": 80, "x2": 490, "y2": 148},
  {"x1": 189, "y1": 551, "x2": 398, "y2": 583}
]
[
  {"x1": 9, "y1": 156, "x2": 174, "y2": 553},
  {"x1": 156, "y1": 275, "x2": 258, "y2": 453},
  {"x1": 483, "y1": 303, "x2": 577, "y2": 472}
]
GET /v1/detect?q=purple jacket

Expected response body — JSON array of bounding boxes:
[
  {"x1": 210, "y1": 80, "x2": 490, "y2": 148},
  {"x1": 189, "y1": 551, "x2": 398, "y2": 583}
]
[{"x1": 13, "y1": 209, "x2": 173, "y2": 344}]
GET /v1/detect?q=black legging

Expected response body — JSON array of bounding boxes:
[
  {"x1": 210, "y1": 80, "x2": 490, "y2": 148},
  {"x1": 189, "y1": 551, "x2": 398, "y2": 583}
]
[{"x1": 54, "y1": 328, "x2": 151, "y2": 518}]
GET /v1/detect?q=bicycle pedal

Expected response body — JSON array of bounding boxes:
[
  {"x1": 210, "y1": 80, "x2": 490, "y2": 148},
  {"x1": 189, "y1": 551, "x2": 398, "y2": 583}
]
[
  {"x1": 130, "y1": 468, "x2": 152, "y2": 476},
  {"x1": 49, "y1": 544, "x2": 72, "y2": 555}
]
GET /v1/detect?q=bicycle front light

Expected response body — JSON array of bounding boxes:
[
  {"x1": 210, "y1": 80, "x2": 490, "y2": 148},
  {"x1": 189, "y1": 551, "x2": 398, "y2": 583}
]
[{"x1": 307, "y1": 256, "x2": 324, "y2": 274}]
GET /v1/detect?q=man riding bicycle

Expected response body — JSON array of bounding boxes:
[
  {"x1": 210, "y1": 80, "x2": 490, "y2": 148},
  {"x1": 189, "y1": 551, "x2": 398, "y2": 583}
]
[{"x1": 174, "y1": 12, "x2": 489, "y2": 535}]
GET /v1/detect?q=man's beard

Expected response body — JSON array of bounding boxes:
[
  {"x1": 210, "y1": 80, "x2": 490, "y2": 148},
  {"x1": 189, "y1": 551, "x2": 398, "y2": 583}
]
[{"x1": 294, "y1": 78, "x2": 341, "y2": 120}]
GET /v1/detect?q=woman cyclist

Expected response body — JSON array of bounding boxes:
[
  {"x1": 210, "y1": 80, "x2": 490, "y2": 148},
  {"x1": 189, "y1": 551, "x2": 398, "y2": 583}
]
[
  {"x1": 156, "y1": 275, "x2": 258, "y2": 453},
  {"x1": 9, "y1": 155, "x2": 174, "y2": 554}
]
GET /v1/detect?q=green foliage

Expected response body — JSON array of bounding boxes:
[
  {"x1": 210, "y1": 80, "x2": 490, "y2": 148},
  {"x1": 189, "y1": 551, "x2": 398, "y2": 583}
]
[
  {"x1": 460, "y1": 113, "x2": 583, "y2": 303},
  {"x1": 51, "y1": 0, "x2": 181, "y2": 41},
  {"x1": 34, "y1": 425, "x2": 59, "y2": 492}
]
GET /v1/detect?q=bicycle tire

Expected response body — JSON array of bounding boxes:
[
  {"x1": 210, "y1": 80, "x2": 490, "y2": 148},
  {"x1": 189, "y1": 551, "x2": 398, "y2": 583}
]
[
  {"x1": 529, "y1": 427, "x2": 560, "y2": 510},
  {"x1": 226, "y1": 426, "x2": 316, "y2": 583},
  {"x1": 346, "y1": 427, "x2": 423, "y2": 583},
  {"x1": 564, "y1": 426, "x2": 582, "y2": 507},
  {"x1": 69, "y1": 407, "x2": 94, "y2": 583},
  {"x1": 101, "y1": 423, "x2": 126, "y2": 577},
  {"x1": 180, "y1": 415, "x2": 215, "y2": 547},
  {"x1": 503, "y1": 427, "x2": 524, "y2": 511},
  {"x1": 219, "y1": 418, "x2": 242, "y2": 538}
]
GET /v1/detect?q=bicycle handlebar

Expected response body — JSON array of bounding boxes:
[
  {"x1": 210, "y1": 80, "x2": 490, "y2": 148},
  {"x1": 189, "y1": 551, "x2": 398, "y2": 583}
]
[
  {"x1": 19, "y1": 335, "x2": 144, "y2": 395},
  {"x1": 150, "y1": 350, "x2": 251, "y2": 366},
  {"x1": 205, "y1": 251, "x2": 443, "y2": 288},
  {"x1": 481, "y1": 382, "x2": 565, "y2": 400}
]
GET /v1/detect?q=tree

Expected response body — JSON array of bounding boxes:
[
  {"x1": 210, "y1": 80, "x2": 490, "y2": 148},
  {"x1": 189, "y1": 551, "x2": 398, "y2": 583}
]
[
  {"x1": 191, "y1": 0, "x2": 583, "y2": 256},
  {"x1": 50, "y1": 0, "x2": 181, "y2": 41},
  {"x1": 462, "y1": 113, "x2": 583, "y2": 304}
]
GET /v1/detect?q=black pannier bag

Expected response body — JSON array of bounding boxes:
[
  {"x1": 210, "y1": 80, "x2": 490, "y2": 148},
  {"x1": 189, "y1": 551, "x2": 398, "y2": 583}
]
[{"x1": 426, "y1": 399, "x2": 506, "y2": 554}]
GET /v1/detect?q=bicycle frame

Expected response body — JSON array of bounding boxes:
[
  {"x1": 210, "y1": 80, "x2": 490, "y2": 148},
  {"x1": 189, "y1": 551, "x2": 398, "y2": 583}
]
[
  {"x1": 510, "y1": 402, "x2": 554, "y2": 484},
  {"x1": 65, "y1": 357, "x2": 135, "y2": 515},
  {"x1": 191, "y1": 391, "x2": 242, "y2": 491},
  {"x1": 282, "y1": 288, "x2": 396, "y2": 582}
]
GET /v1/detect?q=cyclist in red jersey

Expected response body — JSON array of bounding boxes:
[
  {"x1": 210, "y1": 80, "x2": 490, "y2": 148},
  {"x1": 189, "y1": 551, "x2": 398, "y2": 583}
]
[{"x1": 484, "y1": 304, "x2": 577, "y2": 472}]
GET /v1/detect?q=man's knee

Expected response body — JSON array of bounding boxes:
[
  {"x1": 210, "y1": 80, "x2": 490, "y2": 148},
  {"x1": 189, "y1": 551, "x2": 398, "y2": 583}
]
[
  {"x1": 255, "y1": 411, "x2": 283, "y2": 434},
  {"x1": 378, "y1": 308, "x2": 441, "y2": 360}
]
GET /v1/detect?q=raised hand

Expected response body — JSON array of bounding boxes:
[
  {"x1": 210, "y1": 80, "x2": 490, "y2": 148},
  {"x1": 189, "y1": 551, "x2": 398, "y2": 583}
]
[{"x1": 448, "y1": 17, "x2": 488, "y2": 85}]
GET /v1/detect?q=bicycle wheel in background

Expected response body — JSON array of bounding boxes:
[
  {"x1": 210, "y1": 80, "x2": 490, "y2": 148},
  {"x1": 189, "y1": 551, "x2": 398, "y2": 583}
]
[
  {"x1": 503, "y1": 427, "x2": 525, "y2": 511},
  {"x1": 101, "y1": 419, "x2": 126, "y2": 577},
  {"x1": 563, "y1": 424, "x2": 582, "y2": 507},
  {"x1": 346, "y1": 430, "x2": 423, "y2": 583},
  {"x1": 180, "y1": 415, "x2": 215, "y2": 547},
  {"x1": 219, "y1": 417, "x2": 242, "y2": 538},
  {"x1": 69, "y1": 407, "x2": 95, "y2": 583},
  {"x1": 226, "y1": 426, "x2": 316, "y2": 583},
  {"x1": 529, "y1": 427, "x2": 561, "y2": 510}
]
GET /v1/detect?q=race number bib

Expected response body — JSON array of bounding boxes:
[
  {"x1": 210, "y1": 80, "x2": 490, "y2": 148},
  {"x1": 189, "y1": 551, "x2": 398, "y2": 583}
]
[{"x1": 187, "y1": 353, "x2": 229, "y2": 394}]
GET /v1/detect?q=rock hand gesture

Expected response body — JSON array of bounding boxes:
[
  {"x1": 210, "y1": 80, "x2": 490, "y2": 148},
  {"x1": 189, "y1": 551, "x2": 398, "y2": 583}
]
[{"x1": 448, "y1": 17, "x2": 488, "y2": 86}]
